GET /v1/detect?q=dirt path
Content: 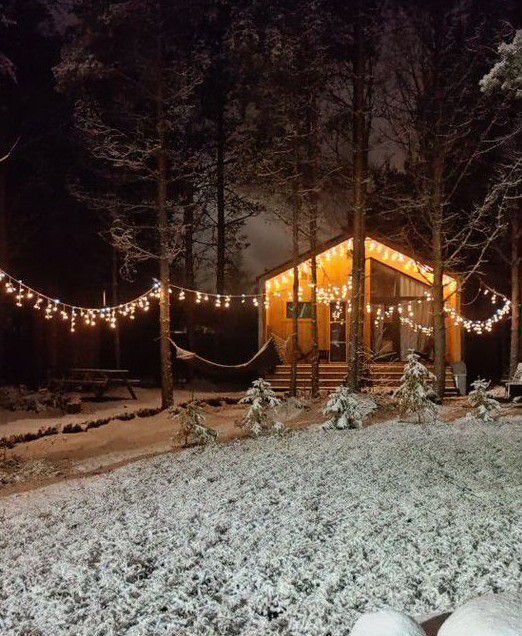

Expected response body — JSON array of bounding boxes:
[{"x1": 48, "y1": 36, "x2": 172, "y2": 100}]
[
  {"x1": 0, "y1": 395, "x2": 327, "y2": 497},
  {"x1": 2, "y1": 393, "x2": 517, "y2": 498}
]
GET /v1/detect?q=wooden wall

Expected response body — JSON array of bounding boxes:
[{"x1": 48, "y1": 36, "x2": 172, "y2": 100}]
[
  {"x1": 264, "y1": 246, "x2": 352, "y2": 356},
  {"x1": 261, "y1": 237, "x2": 463, "y2": 363}
]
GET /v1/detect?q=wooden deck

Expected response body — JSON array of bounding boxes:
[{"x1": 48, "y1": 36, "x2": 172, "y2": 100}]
[{"x1": 265, "y1": 362, "x2": 459, "y2": 395}]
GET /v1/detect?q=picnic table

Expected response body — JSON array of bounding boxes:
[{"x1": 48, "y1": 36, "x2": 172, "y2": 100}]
[{"x1": 50, "y1": 368, "x2": 138, "y2": 400}]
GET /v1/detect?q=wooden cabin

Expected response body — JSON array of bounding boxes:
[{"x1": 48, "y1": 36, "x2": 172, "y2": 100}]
[{"x1": 258, "y1": 235, "x2": 463, "y2": 392}]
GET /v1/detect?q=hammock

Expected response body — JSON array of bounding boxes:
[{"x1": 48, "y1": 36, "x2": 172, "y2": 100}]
[{"x1": 170, "y1": 336, "x2": 282, "y2": 380}]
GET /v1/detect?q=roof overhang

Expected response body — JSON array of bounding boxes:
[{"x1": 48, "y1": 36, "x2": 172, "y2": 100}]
[{"x1": 258, "y1": 234, "x2": 458, "y2": 289}]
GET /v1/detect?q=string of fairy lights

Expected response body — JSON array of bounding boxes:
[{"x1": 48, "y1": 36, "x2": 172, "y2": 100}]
[
  {"x1": 0, "y1": 263, "x2": 512, "y2": 336},
  {"x1": 0, "y1": 268, "x2": 158, "y2": 332}
]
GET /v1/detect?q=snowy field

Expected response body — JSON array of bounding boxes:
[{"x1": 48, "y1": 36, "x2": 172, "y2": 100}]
[{"x1": 0, "y1": 418, "x2": 520, "y2": 635}]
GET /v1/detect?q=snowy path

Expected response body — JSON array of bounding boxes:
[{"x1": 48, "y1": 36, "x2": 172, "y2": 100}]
[{"x1": 0, "y1": 420, "x2": 520, "y2": 635}]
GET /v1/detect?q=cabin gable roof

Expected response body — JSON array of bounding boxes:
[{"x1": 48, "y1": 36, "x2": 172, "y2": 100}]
[{"x1": 257, "y1": 233, "x2": 457, "y2": 288}]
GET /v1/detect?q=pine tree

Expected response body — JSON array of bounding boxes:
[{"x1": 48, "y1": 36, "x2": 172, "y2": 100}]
[
  {"x1": 172, "y1": 401, "x2": 217, "y2": 447},
  {"x1": 480, "y1": 30, "x2": 522, "y2": 98},
  {"x1": 467, "y1": 378, "x2": 502, "y2": 423},
  {"x1": 239, "y1": 378, "x2": 283, "y2": 437},
  {"x1": 481, "y1": 30, "x2": 522, "y2": 379},
  {"x1": 383, "y1": 1, "x2": 512, "y2": 400},
  {"x1": 55, "y1": 0, "x2": 205, "y2": 409},
  {"x1": 394, "y1": 351, "x2": 437, "y2": 424},
  {"x1": 322, "y1": 386, "x2": 376, "y2": 430}
]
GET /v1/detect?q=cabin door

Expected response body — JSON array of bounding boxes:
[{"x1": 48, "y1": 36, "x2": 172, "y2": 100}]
[{"x1": 329, "y1": 301, "x2": 347, "y2": 362}]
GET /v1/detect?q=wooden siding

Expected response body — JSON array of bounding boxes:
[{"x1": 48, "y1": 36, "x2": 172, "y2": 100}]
[{"x1": 260, "y1": 236, "x2": 463, "y2": 363}]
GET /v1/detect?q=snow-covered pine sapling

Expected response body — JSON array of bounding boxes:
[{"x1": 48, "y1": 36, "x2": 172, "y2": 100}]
[
  {"x1": 323, "y1": 386, "x2": 373, "y2": 430},
  {"x1": 172, "y1": 401, "x2": 217, "y2": 447},
  {"x1": 394, "y1": 350, "x2": 437, "y2": 424},
  {"x1": 467, "y1": 378, "x2": 502, "y2": 423},
  {"x1": 239, "y1": 378, "x2": 283, "y2": 437}
]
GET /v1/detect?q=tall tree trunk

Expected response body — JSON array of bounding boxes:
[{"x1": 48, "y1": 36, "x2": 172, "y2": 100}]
[
  {"x1": 432, "y1": 157, "x2": 446, "y2": 401},
  {"x1": 0, "y1": 162, "x2": 9, "y2": 381},
  {"x1": 0, "y1": 162, "x2": 8, "y2": 267},
  {"x1": 290, "y1": 180, "x2": 300, "y2": 397},
  {"x1": 347, "y1": 5, "x2": 367, "y2": 391},
  {"x1": 184, "y1": 204, "x2": 195, "y2": 289},
  {"x1": 156, "y1": 46, "x2": 174, "y2": 409},
  {"x1": 310, "y1": 199, "x2": 319, "y2": 398},
  {"x1": 305, "y1": 98, "x2": 320, "y2": 398},
  {"x1": 183, "y1": 200, "x2": 195, "y2": 350},
  {"x1": 111, "y1": 246, "x2": 121, "y2": 369},
  {"x1": 216, "y1": 103, "x2": 226, "y2": 295},
  {"x1": 510, "y1": 209, "x2": 520, "y2": 378}
]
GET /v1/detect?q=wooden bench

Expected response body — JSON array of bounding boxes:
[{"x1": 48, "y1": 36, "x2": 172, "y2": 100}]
[{"x1": 50, "y1": 368, "x2": 138, "y2": 400}]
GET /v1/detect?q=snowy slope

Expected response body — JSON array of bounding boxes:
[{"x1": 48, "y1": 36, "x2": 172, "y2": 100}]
[{"x1": 0, "y1": 419, "x2": 520, "y2": 635}]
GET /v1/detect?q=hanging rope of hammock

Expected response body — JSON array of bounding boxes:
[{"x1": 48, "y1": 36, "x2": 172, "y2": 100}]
[{"x1": 169, "y1": 336, "x2": 283, "y2": 380}]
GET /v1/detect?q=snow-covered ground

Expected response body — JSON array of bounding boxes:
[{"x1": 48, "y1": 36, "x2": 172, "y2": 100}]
[{"x1": 0, "y1": 418, "x2": 520, "y2": 635}]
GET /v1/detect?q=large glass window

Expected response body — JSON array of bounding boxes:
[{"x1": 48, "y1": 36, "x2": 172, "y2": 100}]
[
  {"x1": 329, "y1": 301, "x2": 346, "y2": 361},
  {"x1": 370, "y1": 260, "x2": 432, "y2": 361},
  {"x1": 286, "y1": 302, "x2": 312, "y2": 319}
]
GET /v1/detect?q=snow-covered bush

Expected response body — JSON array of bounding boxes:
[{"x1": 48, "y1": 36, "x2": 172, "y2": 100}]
[
  {"x1": 239, "y1": 378, "x2": 283, "y2": 437},
  {"x1": 480, "y1": 29, "x2": 522, "y2": 99},
  {"x1": 467, "y1": 378, "x2": 502, "y2": 423},
  {"x1": 0, "y1": 386, "x2": 81, "y2": 414},
  {"x1": 322, "y1": 386, "x2": 376, "y2": 430},
  {"x1": 394, "y1": 350, "x2": 437, "y2": 424},
  {"x1": 172, "y1": 401, "x2": 217, "y2": 447}
]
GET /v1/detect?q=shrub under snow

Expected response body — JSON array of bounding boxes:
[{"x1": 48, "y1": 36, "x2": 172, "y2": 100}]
[
  {"x1": 394, "y1": 351, "x2": 437, "y2": 424},
  {"x1": 239, "y1": 378, "x2": 283, "y2": 437},
  {"x1": 172, "y1": 401, "x2": 217, "y2": 447},
  {"x1": 467, "y1": 378, "x2": 502, "y2": 423},
  {"x1": 322, "y1": 386, "x2": 376, "y2": 430}
]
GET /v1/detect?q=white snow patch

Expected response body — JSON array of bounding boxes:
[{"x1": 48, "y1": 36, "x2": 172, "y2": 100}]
[
  {"x1": 438, "y1": 592, "x2": 522, "y2": 635},
  {"x1": 0, "y1": 420, "x2": 520, "y2": 635},
  {"x1": 351, "y1": 610, "x2": 426, "y2": 635}
]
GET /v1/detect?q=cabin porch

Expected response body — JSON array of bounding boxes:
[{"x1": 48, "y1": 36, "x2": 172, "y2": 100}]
[{"x1": 265, "y1": 361, "x2": 460, "y2": 395}]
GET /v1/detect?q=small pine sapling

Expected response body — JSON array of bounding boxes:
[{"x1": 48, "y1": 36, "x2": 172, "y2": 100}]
[
  {"x1": 394, "y1": 350, "x2": 437, "y2": 424},
  {"x1": 239, "y1": 378, "x2": 283, "y2": 437},
  {"x1": 172, "y1": 401, "x2": 217, "y2": 447},
  {"x1": 323, "y1": 386, "x2": 376, "y2": 429},
  {"x1": 467, "y1": 378, "x2": 501, "y2": 423}
]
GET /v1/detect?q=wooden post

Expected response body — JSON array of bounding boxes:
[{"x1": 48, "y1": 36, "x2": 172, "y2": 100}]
[{"x1": 510, "y1": 209, "x2": 520, "y2": 378}]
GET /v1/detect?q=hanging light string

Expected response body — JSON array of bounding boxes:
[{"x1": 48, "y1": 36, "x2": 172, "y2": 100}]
[
  {"x1": 0, "y1": 261, "x2": 511, "y2": 336},
  {"x1": 168, "y1": 283, "x2": 262, "y2": 308},
  {"x1": 372, "y1": 286, "x2": 511, "y2": 336},
  {"x1": 0, "y1": 268, "x2": 159, "y2": 332},
  {"x1": 444, "y1": 288, "x2": 511, "y2": 335}
]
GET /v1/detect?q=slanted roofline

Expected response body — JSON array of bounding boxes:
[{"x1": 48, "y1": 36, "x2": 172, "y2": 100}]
[{"x1": 258, "y1": 233, "x2": 458, "y2": 288}]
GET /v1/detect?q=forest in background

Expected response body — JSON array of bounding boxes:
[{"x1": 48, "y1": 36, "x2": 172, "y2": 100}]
[{"x1": 0, "y1": 0, "x2": 520, "y2": 405}]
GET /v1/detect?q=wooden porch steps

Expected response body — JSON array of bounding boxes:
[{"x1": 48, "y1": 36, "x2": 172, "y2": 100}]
[{"x1": 265, "y1": 363, "x2": 459, "y2": 395}]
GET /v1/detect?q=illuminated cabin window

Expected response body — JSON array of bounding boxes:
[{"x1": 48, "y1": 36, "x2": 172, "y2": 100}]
[
  {"x1": 286, "y1": 302, "x2": 312, "y2": 319},
  {"x1": 370, "y1": 260, "x2": 431, "y2": 361}
]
